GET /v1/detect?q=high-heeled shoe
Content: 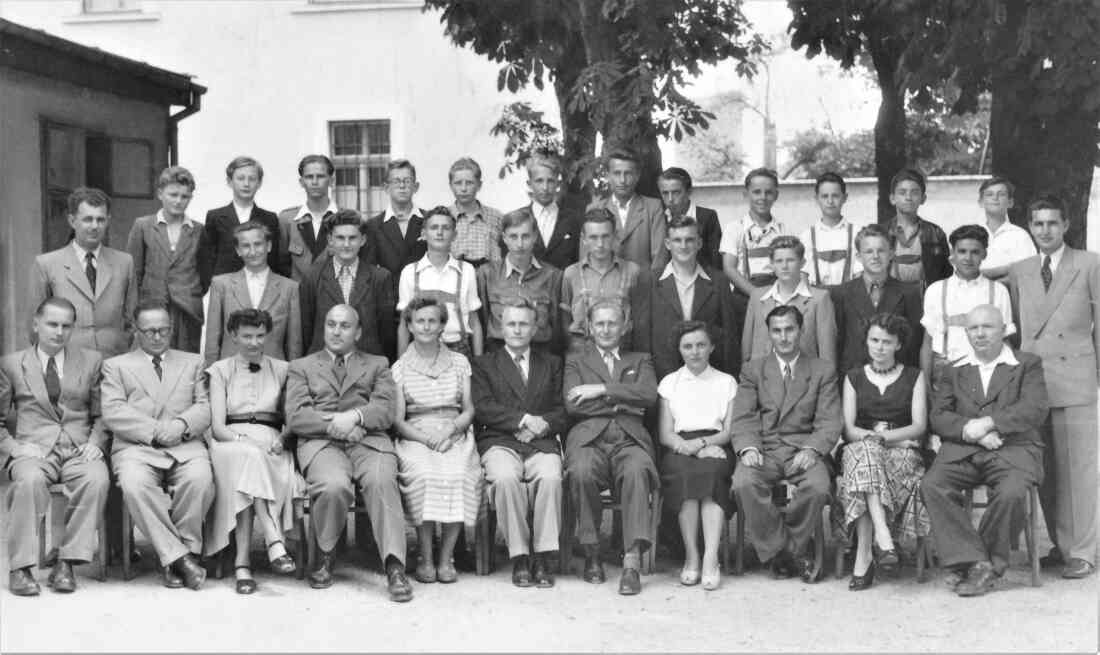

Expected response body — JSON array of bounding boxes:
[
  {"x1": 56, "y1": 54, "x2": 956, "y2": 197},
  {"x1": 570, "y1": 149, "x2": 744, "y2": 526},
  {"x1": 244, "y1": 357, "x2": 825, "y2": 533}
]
[
  {"x1": 848, "y1": 561, "x2": 875, "y2": 591},
  {"x1": 267, "y1": 540, "x2": 296, "y2": 575},
  {"x1": 679, "y1": 566, "x2": 701, "y2": 586},
  {"x1": 701, "y1": 563, "x2": 721, "y2": 591},
  {"x1": 235, "y1": 566, "x2": 257, "y2": 595}
]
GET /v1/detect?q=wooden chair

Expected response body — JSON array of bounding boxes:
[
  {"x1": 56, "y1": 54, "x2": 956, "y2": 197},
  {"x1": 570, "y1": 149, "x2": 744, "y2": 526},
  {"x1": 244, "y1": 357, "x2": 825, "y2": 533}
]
[
  {"x1": 39, "y1": 483, "x2": 108, "y2": 581},
  {"x1": 723, "y1": 482, "x2": 830, "y2": 580},
  {"x1": 558, "y1": 487, "x2": 663, "y2": 576},
  {"x1": 915, "y1": 483, "x2": 1041, "y2": 587}
]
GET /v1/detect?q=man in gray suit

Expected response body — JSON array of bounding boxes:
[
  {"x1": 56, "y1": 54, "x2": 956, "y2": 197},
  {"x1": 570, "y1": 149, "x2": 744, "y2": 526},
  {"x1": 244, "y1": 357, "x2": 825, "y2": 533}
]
[
  {"x1": 27, "y1": 187, "x2": 137, "y2": 358},
  {"x1": 1, "y1": 298, "x2": 110, "y2": 596},
  {"x1": 101, "y1": 303, "x2": 213, "y2": 590},
  {"x1": 1008, "y1": 193, "x2": 1100, "y2": 579},
  {"x1": 586, "y1": 150, "x2": 668, "y2": 275},
  {"x1": 285, "y1": 304, "x2": 412, "y2": 602}
]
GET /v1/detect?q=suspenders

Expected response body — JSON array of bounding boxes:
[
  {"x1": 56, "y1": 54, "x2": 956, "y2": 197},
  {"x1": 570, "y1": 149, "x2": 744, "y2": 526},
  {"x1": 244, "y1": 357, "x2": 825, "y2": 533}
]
[
  {"x1": 413, "y1": 263, "x2": 468, "y2": 341},
  {"x1": 809, "y1": 222, "x2": 853, "y2": 286},
  {"x1": 940, "y1": 278, "x2": 995, "y2": 355}
]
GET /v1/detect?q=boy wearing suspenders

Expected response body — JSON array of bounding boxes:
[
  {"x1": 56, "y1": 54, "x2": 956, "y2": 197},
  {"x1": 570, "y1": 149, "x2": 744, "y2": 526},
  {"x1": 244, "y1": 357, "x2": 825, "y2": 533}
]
[
  {"x1": 800, "y1": 172, "x2": 862, "y2": 290},
  {"x1": 721, "y1": 167, "x2": 787, "y2": 296}
]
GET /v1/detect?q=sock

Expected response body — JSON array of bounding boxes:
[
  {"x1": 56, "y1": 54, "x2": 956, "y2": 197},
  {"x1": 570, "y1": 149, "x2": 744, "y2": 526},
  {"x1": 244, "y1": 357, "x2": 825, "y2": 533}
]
[{"x1": 622, "y1": 551, "x2": 640, "y2": 570}]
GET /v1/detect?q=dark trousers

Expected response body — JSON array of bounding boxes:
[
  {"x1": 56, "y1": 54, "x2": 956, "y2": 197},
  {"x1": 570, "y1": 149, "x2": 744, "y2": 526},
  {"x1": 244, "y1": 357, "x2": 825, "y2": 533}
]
[
  {"x1": 564, "y1": 423, "x2": 657, "y2": 553},
  {"x1": 730, "y1": 446, "x2": 831, "y2": 562},
  {"x1": 920, "y1": 449, "x2": 1041, "y2": 572}
]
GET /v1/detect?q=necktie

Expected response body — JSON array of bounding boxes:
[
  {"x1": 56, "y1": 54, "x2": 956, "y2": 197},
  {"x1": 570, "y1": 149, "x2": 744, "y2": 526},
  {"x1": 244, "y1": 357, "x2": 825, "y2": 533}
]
[
  {"x1": 152, "y1": 354, "x2": 163, "y2": 380},
  {"x1": 1041, "y1": 255, "x2": 1052, "y2": 291},
  {"x1": 514, "y1": 353, "x2": 527, "y2": 384},
  {"x1": 85, "y1": 252, "x2": 97, "y2": 293},
  {"x1": 45, "y1": 355, "x2": 61, "y2": 408},
  {"x1": 603, "y1": 351, "x2": 615, "y2": 376},
  {"x1": 782, "y1": 362, "x2": 793, "y2": 393},
  {"x1": 338, "y1": 265, "x2": 353, "y2": 303},
  {"x1": 333, "y1": 354, "x2": 346, "y2": 384},
  {"x1": 869, "y1": 281, "x2": 881, "y2": 307}
]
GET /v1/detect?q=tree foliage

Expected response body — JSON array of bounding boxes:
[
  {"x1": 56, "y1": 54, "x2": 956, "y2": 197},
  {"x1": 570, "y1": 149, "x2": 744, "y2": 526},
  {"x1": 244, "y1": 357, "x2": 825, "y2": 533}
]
[
  {"x1": 674, "y1": 91, "x2": 749, "y2": 183},
  {"x1": 424, "y1": 0, "x2": 767, "y2": 200}
]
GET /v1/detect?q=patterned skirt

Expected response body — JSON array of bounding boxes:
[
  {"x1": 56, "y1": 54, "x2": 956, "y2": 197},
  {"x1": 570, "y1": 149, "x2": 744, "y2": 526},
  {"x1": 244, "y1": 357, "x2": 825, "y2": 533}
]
[
  {"x1": 835, "y1": 439, "x2": 930, "y2": 550},
  {"x1": 396, "y1": 416, "x2": 484, "y2": 526}
]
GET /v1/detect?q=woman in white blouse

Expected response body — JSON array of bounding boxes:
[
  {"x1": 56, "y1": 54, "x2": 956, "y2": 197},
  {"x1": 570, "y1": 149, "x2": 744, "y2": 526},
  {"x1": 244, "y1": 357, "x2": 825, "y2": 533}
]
[{"x1": 657, "y1": 321, "x2": 738, "y2": 590}]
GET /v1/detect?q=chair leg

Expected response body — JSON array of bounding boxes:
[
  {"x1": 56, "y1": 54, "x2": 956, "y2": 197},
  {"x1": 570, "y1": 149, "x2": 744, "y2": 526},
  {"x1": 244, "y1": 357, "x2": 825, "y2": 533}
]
[
  {"x1": 121, "y1": 505, "x2": 134, "y2": 581},
  {"x1": 38, "y1": 514, "x2": 48, "y2": 569},
  {"x1": 1027, "y1": 486, "x2": 1041, "y2": 587},
  {"x1": 475, "y1": 510, "x2": 491, "y2": 576},
  {"x1": 642, "y1": 491, "x2": 661, "y2": 575},
  {"x1": 559, "y1": 493, "x2": 573, "y2": 576},
  {"x1": 915, "y1": 537, "x2": 928, "y2": 583},
  {"x1": 834, "y1": 536, "x2": 846, "y2": 579},
  {"x1": 734, "y1": 509, "x2": 745, "y2": 576},
  {"x1": 811, "y1": 513, "x2": 825, "y2": 581},
  {"x1": 95, "y1": 513, "x2": 108, "y2": 582},
  {"x1": 720, "y1": 517, "x2": 731, "y2": 573}
]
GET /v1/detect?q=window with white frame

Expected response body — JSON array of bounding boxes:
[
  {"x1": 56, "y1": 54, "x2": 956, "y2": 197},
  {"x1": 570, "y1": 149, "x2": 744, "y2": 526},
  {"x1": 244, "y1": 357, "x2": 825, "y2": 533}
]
[
  {"x1": 329, "y1": 120, "x2": 391, "y2": 215},
  {"x1": 83, "y1": 0, "x2": 140, "y2": 12}
]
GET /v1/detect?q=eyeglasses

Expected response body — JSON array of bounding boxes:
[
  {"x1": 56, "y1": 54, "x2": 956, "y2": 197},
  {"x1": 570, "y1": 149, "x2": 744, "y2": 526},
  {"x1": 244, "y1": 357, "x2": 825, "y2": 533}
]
[
  {"x1": 982, "y1": 191, "x2": 1011, "y2": 200},
  {"x1": 388, "y1": 178, "x2": 416, "y2": 188},
  {"x1": 138, "y1": 327, "x2": 172, "y2": 339}
]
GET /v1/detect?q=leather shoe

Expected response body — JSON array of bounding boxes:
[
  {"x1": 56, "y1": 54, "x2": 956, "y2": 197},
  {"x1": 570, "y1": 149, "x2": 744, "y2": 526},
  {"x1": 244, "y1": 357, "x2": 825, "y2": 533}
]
[
  {"x1": 797, "y1": 555, "x2": 822, "y2": 583},
  {"x1": 9, "y1": 568, "x2": 40, "y2": 597},
  {"x1": 532, "y1": 555, "x2": 554, "y2": 588},
  {"x1": 308, "y1": 552, "x2": 335, "y2": 589},
  {"x1": 174, "y1": 553, "x2": 206, "y2": 590},
  {"x1": 512, "y1": 555, "x2": 533, "y2": 587},
  {"x1": 386, "y1": 565, "x2": 413, "y2": 603},
  {"x1": 582, "y1": 553, "x2": 605, "y2": 584},
  {"x1": 848, "y1": 562, "x2": 875, "y2": 591},
  {"x1": 943, "y1": 566, "x2": 968, "y2": 590},
  {"x1": 414, "y1": 556, "x2": 437, "y2": 584},
  {"x1": 770, "y1": 551, "x2": 796, "y2": 579},
  {"x1": 47, "y1": 560, "x2": 76, "y2": 593},
  {"x1": 1040, "y1": 547, "x2": 1064, "y2": 569},
  {"x1": 955, "y1": 561, "x2": 997, "y2": 597},
  {"x1": 162, "y1": 566, "x2": 184, "y2": 589},
  {"x1": 1062, "y1": 558, "x2": 1096, "y2": 579},
  {"x1": 436, "y1": 559, "x2": 457, "y2": 584},
  {"x1": 618, "y1": 567, "x2": 641, "y2": 595}
]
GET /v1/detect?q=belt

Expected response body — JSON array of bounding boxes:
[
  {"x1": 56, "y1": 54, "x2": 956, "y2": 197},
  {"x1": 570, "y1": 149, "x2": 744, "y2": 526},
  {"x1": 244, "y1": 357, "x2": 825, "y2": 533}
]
[
  {"x1": 226, "y1": 412, "x2": 283, "y2": 430},
  {"x1": 459, "y1": 256, "x2": 489, "y2": 268},
  {"x1": 894, "y1": 254, "x2": 921, "y2": 264},
  {"x1": 815, "y1": 249, "x2": 849, "y2": 263},
  {"x1": 677, "y1": 429, "x2": 719, "y2": 440}
]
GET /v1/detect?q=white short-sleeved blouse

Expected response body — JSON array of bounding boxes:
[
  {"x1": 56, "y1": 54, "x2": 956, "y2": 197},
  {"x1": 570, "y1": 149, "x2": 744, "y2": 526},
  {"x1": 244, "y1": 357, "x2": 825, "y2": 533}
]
[{"x1": 658, "y1": 365, "x2": 738, "y2": 433}]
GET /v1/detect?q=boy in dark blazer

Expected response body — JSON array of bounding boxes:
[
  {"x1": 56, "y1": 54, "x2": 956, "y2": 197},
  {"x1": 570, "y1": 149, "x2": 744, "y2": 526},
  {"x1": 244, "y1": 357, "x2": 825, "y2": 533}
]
[
  {"x1": 363, "y1": 159, "x2": 427, "y2": 287},
  {"x1": 502, "y1": 154, "x2": 580, "y2": 271},
  {"x1": 657, "y1": 167, "x2": 723, "y2": 271},
  {"x1": 201, "y1": 156, "x2": 282, "y2": 283}
]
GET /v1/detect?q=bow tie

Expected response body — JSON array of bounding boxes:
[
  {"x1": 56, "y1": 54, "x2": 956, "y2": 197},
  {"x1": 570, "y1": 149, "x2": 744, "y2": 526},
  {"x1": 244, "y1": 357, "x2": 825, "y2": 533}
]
[{"x1": 247, "y1": 362, "x2": 261, "y2": 373}]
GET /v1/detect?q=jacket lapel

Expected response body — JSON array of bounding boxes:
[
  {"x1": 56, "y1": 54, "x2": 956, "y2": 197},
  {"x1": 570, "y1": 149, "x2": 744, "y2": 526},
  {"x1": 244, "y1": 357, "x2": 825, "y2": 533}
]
[
  {"x1": 691, "y1": 274, "x2": 714, "y2": 318},
  {"x1": 320, "y1": 263, "x2": 346, "y2": 307},
  {"x1": 1033, "y1": 249, "x2": 1081, "y2": 335},
  {"x1": 618, "y1": 198, "x2": 644, "y2": 242},
  {"x1": 338, "y1": 351, "x2": 367, "y2": 395},
  {"x1": 64, "y1": 246, "x2": 95, "y2": 301},
  {"x1": 877, "y1": 279, "x2": 904, "y2": 315},
  {"x1": 404, "y1": 214, "x2": 424, "y2": 251},
  {"x1": 257, "y1": 274, "x2": 282, "y2": 312},
  {"x1": 957, "y1": 365, "x2": 985, "y2": 407},
  {"x1": 583, "y1": 346, "x2": 615, "y2": 384},
  {"x1": 154, "y1": 352, "x2": 187, "y2": 412},
  {"x1": 93, "y1": 249, "x2": 114, "y2": 301},
  {"x1": 21, "y1": 349, "x2": 59, "y2": 421},
  {"x1": 497, "y1": 348, "x2": 528, "y2": 400},
  {"x1": 657, "y1": 276, "x2": 684, "y2": 319},
  {"x1": 152, "y1": 222, "x2": 174, "y2": 260},
  {"x1": 173, "y1": 221, "x2": 200, "y2": 263},
  {"x1": 381, "y1": 219, "x2": 406, "y2": 257},
  {"x1": 230, "y1": 272, "x2": 253, "y2": 310},
  {"x1": 545, "y1": 210, "x2": 569, "y2": 252},
  {"x1": 525, "y1": 351, "x2": 546, "y2": 405},
  {"x1": 760, "y1": 357, "x2": 784, "y2": 421},
  {"x1": 982, "y1": 362, "x2": 1019, "y2": 406},
  {"x1": 313, "y1": 352, "x2": 341, "y2": 395},
  {"x1": 778, "y1": 360, "x2": 811, "y2": 421}
]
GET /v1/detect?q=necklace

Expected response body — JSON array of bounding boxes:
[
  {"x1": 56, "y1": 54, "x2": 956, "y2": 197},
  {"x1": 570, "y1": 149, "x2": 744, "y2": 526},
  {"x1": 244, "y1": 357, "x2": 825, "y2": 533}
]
[{"x1": 869, "y1": 362, "x2": 899, "y2": 376}]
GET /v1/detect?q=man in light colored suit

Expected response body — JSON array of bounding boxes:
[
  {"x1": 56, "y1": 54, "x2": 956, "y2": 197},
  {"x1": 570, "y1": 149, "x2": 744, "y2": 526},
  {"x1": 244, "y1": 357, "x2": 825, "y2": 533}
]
[
  {"x1": 285, "y1": 304, "x2": 412, "y2": 602},
  {"x1": 921, "y1": 305, "x2": 1048, "y2": 596},
  {"x1": 278, "y1": 155, "x2": 340, "y2": 283},
  {"x1": 730, "y1": 304, "x2": 842, "y2": 583},
  {"x1": 28, "y1": 187, "x2": 137, "y2": 357},
  {"x1": 101, "y1": 303, "x2": 213, "y2": 590},
  {"x1": 1, "y1": 298, "x2": 110, "y2": 596},
  {"x1": 587, "y1": 150, "x2": 668, "y2": 275},
  {"x1": 204, "y1": 221, "x2": 302, "y2": 367},
  {"x1": 563, "y1": 300, "x2": 659, "y2": 595},
  {"x1": 1008, "y1": 193, "x2": 1100, "y2": 579}
]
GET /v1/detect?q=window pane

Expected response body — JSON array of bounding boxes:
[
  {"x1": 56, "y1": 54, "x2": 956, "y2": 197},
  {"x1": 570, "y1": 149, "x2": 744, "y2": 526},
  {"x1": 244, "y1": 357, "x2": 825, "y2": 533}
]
[
  {"x1": 334, "y1": 168, "x2": 358, "y2": 186},
  {"x1": 366, "y1": 121, "x2": 390, "y2": 155},
  {"x1": 367, "y1": 165, "x2": 386, "y2": 187},
  {"x1": 84, "y1": 0, "x2": 139, "y2": 12},
  {"x1": 332, "y1": 124, "x2": 363, "y2": 157}
]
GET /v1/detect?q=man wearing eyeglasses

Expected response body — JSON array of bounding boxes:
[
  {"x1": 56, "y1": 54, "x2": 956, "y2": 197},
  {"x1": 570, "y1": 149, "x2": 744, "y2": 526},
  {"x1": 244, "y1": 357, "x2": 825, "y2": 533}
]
[
  {"x1": 101, "y1": 302, "x2": 213, "y2": 590},
  {"x1": 364, "y1": 159, "x2": 428, "y2": 286}
]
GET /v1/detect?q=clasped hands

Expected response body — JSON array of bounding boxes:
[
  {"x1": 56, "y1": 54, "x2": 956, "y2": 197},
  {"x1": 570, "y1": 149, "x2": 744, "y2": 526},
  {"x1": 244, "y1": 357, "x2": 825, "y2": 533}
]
[
  {"x1": 515, "y1": 415, "x2": 551, "y2": 444},
  {"x1": 739, "y1": 447, "x2": 818, "y2": 475},
  {"x1": 962, "y1": 416, "x2": 1002, "y2": 450},
  {"x1": 321, "y1": 410, "x2": 366, "y2": 444},
  {"x1": 152, "y1": 418, "x2": 188, "y2": 448},
  {"x1": 421, "y1": 421, "x2": 466, "y2": 453},
  {"x1": 672, "y1": 438, "x2": 726, "y2": 460},
  {"x1": 567, "y1": 383, "x2": 606, "y2": 404}
]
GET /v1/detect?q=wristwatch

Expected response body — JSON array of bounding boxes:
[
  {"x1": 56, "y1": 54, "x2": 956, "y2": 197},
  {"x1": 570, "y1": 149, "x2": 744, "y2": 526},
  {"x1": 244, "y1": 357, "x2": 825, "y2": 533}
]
[{"x1": 700, "y1": 437, "x2": 708, "y2": 448}]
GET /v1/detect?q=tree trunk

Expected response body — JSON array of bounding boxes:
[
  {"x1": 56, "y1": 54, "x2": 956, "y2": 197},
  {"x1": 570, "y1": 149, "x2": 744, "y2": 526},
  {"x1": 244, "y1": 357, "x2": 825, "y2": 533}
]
[
  {"x1": 554, "y1": 55, "x2": 598, "y2": 213},
  {"x1": 868, "y1": 32, "x2": 907, "y2": 224}
]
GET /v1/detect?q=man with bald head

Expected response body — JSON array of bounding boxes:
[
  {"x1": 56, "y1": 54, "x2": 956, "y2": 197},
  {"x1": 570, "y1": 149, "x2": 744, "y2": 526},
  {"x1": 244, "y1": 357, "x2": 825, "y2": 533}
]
[
  {"x1": 922, "y1": 304, "x2": 1049, "y2": 597},
  {"x1": 284, "y1": 304, "x2": 411, "y2": 602}
]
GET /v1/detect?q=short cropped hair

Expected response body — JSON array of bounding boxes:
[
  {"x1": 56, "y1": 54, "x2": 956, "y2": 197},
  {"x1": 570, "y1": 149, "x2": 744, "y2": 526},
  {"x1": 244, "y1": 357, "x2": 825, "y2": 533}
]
[
  {"x1": 659, "y1": 167, "x2": 693, "y2": 191},
  {"x1": 769, "y1": 235, "x2": 805, "y2": 260},
  {"x1": 232, "y1": 220, "x2": 272, "y2": 243},
  {"x1": 325, "y1": 208, "x2": 367, "y2": 235},
  {"x1": 227, "y1": 308, "x2": 272, "y2": 334},
  {"x1": 672, "y1": 320, "x2": 715, "y2": 350},
  {"x1": 526, "y1": 153, "x2": 561, "y2": 177},
  {"x1": 586, "y1": 298, "x2": 627, "y2": 324},
  {"x1": 35, "y1": 297, "x2": 77, "y2": 321},
  {"x1": 423, "y1": 205, "x2": 456, "y2": 227},
  {"x1": 890, "y1": 168, "x2": 926, "y2": 194},
  {"x1": 667, "y1": 215, "x2": 700, "y2": 235},
  {"x1": 226, "y1": 156, "x2": 264, "y2": 181},
  {"x1": 498, "y1": 296, "x2": 538, "y2": 320},
  {"x1": 386, "y1": 159, "x2": 417, "y2": 182},
  {"x1": 157, "y1": 166, "x2": 196, "y2": 192},
  {"x1": 814, "y1": 171, "x2": 846, "y2": 194},
  {"x1": 864, "y1": 312, "x2": 911, "y2": 352},
  {"x1": 855, "y1": 223, "x2": 896, "y2": 251},
  {"x1": 449, "y1": 157, "x2": 483, "y2": 182},
  {"x1": 67, "y1": 187, "x2": 111, "y2": 215},
  {"x1": 744, "y1": 167, "x2": 779, "y2": 189},
  {"x1": 402, "y1": 296, "x2": 448, "y2": 327},
  {"x1": 978, "y1": 176, "x2": 1015, "y2": 198},
  {"x1": 298, "y1": 154, "x2": 334, "y2": 176},
  {"x1": 583, "y1": 207, "x2": 617, "y2": 232},
  {"x1": 133, "y1": 299, "x2": 170, "y2": 323},
  {"x1": 766, "y1": 304, "x2": 804, "y2": 329},
  {"x1": 501, "y1": 208, "x2": 536, "y2": 232},
  {"x1": 1028, "y1": 192, "x2": 1066, "y2": 218},
  {"x1": 949, "y1": 224, "x2": 989, "y2": 250},
  {"x1": 605, "y1": 149, "x2": 640, "y2": 168}
]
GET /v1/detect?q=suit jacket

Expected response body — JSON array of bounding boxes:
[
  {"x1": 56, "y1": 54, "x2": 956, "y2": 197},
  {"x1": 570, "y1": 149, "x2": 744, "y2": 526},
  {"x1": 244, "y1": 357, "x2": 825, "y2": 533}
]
[
  {"x1": 730, "y1": 353, "x2": 842, "y2": 457},
  {"x1": 200, "y1": 203, "x2": 283, "y2": 283},
  {"x1": 633, "y1": 265, "x2": 742, "y2": 378},
  {"x1": 363, "y1": 211, "x2": 427, "y2": 288},
  {"x1": 277, "y1": 206, "x2": 339, "y2": 283},
  {"x1": 563, "y1": 345, "x2": 658, "y2": 461},
  {"x1": 743, "y1": 286, "x2": 837, "y2": 366},
  {"x1": 1008, "y1": 247, "x2": 1100, "y2": 408},
  {"x1": 299, "y1": 255, "x2": 395, "y2": 360},
  {"x1": 833, "y1": 276, "x2": 923, "y2": 375},
  {"x1": 693, "y1": 206, "x2": 724, "y2": 272},
  {"x1": 126, "y1": 214, "x2": 208, "y2": 321},
  {"x1": 501, "y1": 205, "x2": 581, "y2": 271},
  {"x1": 101, "y1": 349, "x2": 211, "y2": 465},
  {"x1": 930, "y1": 349, "x2": 1048, "y2": 473},
  {"x1": 587, "y1": 195, "x2": 669, "y2": 274},
  {"x1": 285, "y1": 350, "x2": 396, "y2": 470},
  {"x1": 203, "y1": 270, "x2": 302, "y2": 367},
  {"x1": 28, "y1": 244, "x2": 137, "y2": 356},
  {"x1": 0, "y1": 346, "x2": 107, "y2": 467},
  {"x1": 472, "y1": 348, "x2": 568, "y2": 457}
]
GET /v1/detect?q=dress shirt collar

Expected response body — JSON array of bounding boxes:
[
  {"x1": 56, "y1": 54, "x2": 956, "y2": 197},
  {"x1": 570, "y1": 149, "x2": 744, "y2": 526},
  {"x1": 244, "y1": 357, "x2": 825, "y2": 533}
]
[
  {"x1": 951, "y1": 273, "x2": 987, "y2": 289},
  {"x1": 659, "y1": 261, "x2": 710, "y2": 282},
  {"x1": 505, "y1": 345, "x2": 532, "y2": 361},
  {"x1": 245, "y1": 266, "x2": 270, "y2": 280},
  {"x1": 742, "y1": 214, "x2": 782, "y2": 232},
  {"x1": 956, "y1": 344, "x2": 1019, "y2": 369},
  {"x1": 384, "y1": 206, "x2": 424, "y2": 223},
  {"x1": 72, "y1": 240, "x2": 102, "y2": 262},
  {"x1": 531, "y1": 199, "x2": 558, "y2": 217},
  {"x1": 774, "y1": 351, "x2": 800, "y2": 374},
  {"x1": 1043, "y1": 244, "x2": 1066, "y2": 271},
  {"x1": 141, "y1": 349, "x2": 168, "y2": 365},
  {"x1": 504, "y1": 256, "x2": 542, "y2": 278},
  {"x1": 232, "y1": 201, "x2": 254, "y2": 222},
  {"x1": 612, "y1": 195, "x2": 635, "y2": 213},
  {"x1": 333, "y1": 257, "x2": 359, "y2": 276},
  {"x1": 665, "y1": 202, "x2": 696, "y2": 222},
  {"x1": 324, "y1": 349, "x2": 352, "y2": 364},
  {"x1": 597, "y1": 346, "x2": 621, "y2": 362},
  {"x1": 863, "y1": 273, "x2": 888, "y2": 293},
  {"x1": 294, "y1": 201, "x2": 339, "y2": 223},
  {"x1": 581, "y1": 254, "x2": 621, "y2": 273},
  {"x1": 156, "y1": 209, "x2": 197, "y2": 229},
  {"x1": 451, "y1": 201, "x2": 484, "y2": 221},
  {"x1": 814, "y1": 217, "x2": 849, "y2": 232},
  {"x1": 984, "y1": 215, "x2": 1012, "y2": 236},
  {"x1": 36, "y1": 346, "x2": 65, "y2": 375},
  {"x1": 414, "y1": 254, "x2": 463, "y2": 275},
  {"x1": 761, "y1": 278, "x2": 813, "y2": 303},
  {"x1": 681, "y1": 364, "x2": 715, "y2": 381}
]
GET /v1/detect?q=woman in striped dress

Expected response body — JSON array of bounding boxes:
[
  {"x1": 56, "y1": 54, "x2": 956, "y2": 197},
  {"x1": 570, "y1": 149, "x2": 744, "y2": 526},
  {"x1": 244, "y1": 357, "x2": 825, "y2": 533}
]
[{"x1": 392, "y1": 297, "x2": 483, "y2": 584}]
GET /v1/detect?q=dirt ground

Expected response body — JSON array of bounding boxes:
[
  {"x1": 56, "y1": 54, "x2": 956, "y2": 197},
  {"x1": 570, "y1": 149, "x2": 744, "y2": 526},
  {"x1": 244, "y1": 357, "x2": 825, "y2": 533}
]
[{"x1": 0, "y1": 492, "x2": 1095, "y2": 654}]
